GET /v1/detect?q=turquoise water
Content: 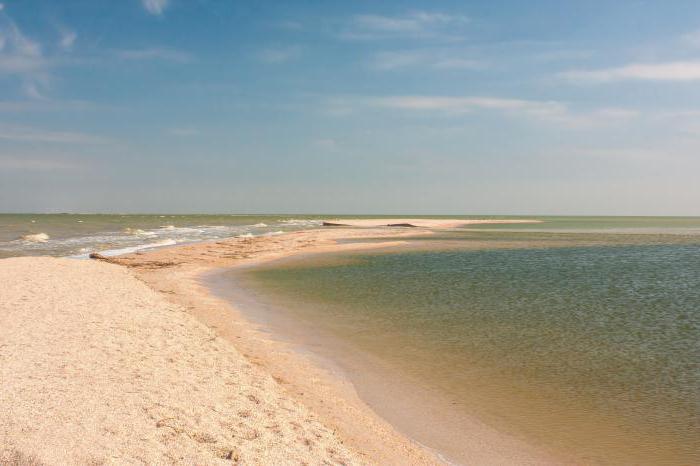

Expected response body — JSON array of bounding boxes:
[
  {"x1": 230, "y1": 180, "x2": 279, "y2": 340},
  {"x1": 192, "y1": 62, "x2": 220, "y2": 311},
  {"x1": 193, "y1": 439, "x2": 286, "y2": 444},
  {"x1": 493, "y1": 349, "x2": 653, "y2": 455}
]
[{"x1": 240, "y1": 237, "x2": 700, "y2": 464}]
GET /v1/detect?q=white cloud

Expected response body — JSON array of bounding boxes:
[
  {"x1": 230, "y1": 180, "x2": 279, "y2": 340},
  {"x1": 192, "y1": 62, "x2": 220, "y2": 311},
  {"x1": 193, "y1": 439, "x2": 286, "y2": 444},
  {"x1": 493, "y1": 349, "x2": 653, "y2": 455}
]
[
  {"x1": 58, "y1": 29, "x2": 77, "y2": 50},
  {"x1": 371, "y1": 50, "x2": 482, "y2": 70},
  {"x1": 258, "y1": 46, "x2": 301, "y2": 64},
  {"x1": 561, "y1": 61, "x2": 700, "y2": 82},
  {"x1": 353, "y1": 95, "x2": 640, "y2": 129},
  {"x1": 343, "y1": 11, "x2": 468, "y2": 40},
  {"x1": 116, "y1": 47, "x2": 191, "y2": 63},
  {"x1": 0, "y1": 124, "x2": 107, "y2": 144},
  {"x1": 372, "y1": 95, "x2": 567, "y2": 118},
  {"x1": 141, "y1": 0, "x2": 169, "y2": 16}
]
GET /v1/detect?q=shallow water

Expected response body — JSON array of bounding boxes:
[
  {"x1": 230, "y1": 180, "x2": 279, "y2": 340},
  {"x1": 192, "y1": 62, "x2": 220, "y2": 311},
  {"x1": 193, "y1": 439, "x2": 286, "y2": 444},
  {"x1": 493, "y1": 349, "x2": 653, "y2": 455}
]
[{"x1": 236, "y1": 231, "x2": 700, "y2": 464}]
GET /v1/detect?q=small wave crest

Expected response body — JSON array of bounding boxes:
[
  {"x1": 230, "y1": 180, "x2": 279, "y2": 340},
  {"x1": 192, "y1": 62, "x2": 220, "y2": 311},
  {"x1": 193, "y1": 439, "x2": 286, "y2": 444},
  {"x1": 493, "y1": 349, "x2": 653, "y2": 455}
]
[
  {"x1": 123, "y1": 228, "x2": 156, "y2": 237},
  {"x1": 91, "y1": 239, "x2": 178, "y2": 258},
  {"x1": 21, "y1": 233, "x2": 50, "y2": 243},
  {"x1": 280, "y1": 219, "x2": 323, "y2": 227}
]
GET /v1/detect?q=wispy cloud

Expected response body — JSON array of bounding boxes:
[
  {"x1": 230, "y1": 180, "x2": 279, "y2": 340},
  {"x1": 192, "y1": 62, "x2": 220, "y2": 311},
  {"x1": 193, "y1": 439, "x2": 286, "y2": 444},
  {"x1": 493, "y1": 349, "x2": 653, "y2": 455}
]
[
  {"x1": 0, "y1": 98, "x2": 96, "y2": 112},
  {"x1": 312, "y1": 138, "x2": 338, "y2": 150},
  {"x1": 561, "y1": 61, "x2": 700, "y2": 83},
  {"x1": 0, "y1": 7, "x2": 59, "y2": 99},
  {"x1": 257, "y1": 46, "x2": 301, "y2": 64},
  {"x1": 0, "y1": 154, "x2": 86, "y2": 171},
  {"x1": 167, "y1": 127, "x2": 199, "y2": 136},
  {"x1": 0, "y1": 124, "x2": 107, "y2": 144},
  {"x1": 276, "y1": 20, "x2": 302, "y2": 31},
  {"x1": 141, "y1": 0, "x2": 169, "y2": 16},
  {"x1": 58, "y1": 28, "x2": 77, "y2": 50},
  {"x1": 21, "y1": 82, "x2": 44, "y2": 99},
  {"x1": 681, "y1": 29, "x2": 700, "y2": 48},
  {"x1": 0, "y1": 14, "x2": 46, "y2": 75},
  {"x1": 371, "y1": 95, "x2": 567, "y2": 118},
  {"x1": 116, "y1": 47, "x2": 191, "y2": 63},
  {"x1": 344, "y1": 95, "x2": 639, "y2": 129},
  {"x1": 371, "y1": 49, "x2": 482, "y2": 70},
  {"x1": 342, "y1": 11, "x2": 468, "y2": 40}
]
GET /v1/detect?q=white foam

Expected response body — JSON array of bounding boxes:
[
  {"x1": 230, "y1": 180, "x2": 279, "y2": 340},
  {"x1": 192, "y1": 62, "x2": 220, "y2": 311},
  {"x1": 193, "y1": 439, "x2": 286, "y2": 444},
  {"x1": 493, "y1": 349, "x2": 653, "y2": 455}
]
[
  {"x1": 253, "y1": 223, "x2": 268, "y2": 227},
  {"x1": 280, "y1": 219, "x2": 323, "y2": 227},
  {"x1": 96, "y1": 239, "x2": 178, "y2": 257},
  {"x1": 123, "y1": 228, "x2": 157, "y2": 237},
  {"x1": 21, "y1": 233, "x2": 50, "y2": 243}
]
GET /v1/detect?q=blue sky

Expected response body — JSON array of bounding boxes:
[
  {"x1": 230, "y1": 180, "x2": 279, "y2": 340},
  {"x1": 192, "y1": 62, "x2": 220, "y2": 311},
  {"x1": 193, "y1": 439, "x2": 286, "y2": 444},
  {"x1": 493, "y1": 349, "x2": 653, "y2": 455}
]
[{"x1": 1, "y1": 0, "x2": 699, "y2": 214}]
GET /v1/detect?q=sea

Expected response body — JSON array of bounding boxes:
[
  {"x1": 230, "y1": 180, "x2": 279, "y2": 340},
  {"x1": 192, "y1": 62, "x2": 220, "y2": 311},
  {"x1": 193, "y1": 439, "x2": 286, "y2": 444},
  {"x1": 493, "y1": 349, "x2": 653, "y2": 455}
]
[{"x1": 0, "y1": 213, "x2": 324, "y2": 258}]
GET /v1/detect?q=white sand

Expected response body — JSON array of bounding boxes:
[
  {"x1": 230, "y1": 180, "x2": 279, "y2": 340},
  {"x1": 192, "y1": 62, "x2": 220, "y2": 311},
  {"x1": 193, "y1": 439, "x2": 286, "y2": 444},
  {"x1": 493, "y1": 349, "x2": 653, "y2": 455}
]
[
  {"x1": 0, "y1": 257, "x2": 361, "y2": 465},
  {"x1": 324, "y1": 218, "x2": 541, "y2": 228}
]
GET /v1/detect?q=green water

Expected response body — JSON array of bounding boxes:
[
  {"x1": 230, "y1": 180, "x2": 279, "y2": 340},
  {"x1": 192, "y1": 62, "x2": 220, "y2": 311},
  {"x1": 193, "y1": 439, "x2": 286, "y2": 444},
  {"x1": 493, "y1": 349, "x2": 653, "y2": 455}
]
[{"x1": 241, "y1": 236, "x2": 700, "y2": 464}]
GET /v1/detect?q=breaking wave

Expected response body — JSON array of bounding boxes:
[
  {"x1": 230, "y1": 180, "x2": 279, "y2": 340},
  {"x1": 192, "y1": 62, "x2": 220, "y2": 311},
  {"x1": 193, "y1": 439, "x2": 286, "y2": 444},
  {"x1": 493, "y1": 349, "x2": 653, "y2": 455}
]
[{"x1": 21, "y1": 233, "x2": 50, "y2": 243}]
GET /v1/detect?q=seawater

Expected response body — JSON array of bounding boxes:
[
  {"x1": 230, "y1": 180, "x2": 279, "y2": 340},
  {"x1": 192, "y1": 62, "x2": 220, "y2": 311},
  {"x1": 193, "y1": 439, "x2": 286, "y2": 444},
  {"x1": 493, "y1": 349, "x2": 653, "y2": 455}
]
[
  {"x1": 0, "y1": 213, "x2": 541, "y2": 258},
  {"x1": 0, "y1": 213, "x2": 325, "y2": 258},
  {"x1": 234, "y1": 225, "x2": 700, "y2": 465}
]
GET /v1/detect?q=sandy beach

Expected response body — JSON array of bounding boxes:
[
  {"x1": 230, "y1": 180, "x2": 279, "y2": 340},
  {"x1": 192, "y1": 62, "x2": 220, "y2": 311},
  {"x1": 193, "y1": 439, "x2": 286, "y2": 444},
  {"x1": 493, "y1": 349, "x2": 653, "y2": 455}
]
[{"x1": 1, "y1": 220, "x2": 556, "y2": 465}]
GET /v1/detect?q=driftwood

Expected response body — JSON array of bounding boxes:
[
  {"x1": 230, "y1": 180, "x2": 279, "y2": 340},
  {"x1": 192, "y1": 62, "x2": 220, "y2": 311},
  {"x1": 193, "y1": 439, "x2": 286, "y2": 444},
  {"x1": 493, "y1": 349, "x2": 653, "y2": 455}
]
[{"x1": 386, "y1": 223, "x2": 417, "y2": 227}]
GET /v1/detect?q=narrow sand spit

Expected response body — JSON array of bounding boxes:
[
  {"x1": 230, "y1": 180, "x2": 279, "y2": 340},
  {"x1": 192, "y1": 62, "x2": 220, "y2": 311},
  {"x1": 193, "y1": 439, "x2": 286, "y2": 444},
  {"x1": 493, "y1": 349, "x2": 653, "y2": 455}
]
[
  {"x1": 323, "y1": 218, "x2": 541, "y2": 228},
  {"x1": 0, "y1": 257, "x2": 361, "y2": 465},
  {"x1": 1, "y1": 220, "x2": 553, "y2": 465}
]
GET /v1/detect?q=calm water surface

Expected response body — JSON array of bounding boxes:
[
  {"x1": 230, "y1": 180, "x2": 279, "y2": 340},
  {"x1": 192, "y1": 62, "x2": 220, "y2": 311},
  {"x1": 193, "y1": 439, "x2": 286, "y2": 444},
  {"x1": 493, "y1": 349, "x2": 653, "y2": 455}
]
[{"x1": 236, "y1": 229, "x2": 700, "y2": 465}]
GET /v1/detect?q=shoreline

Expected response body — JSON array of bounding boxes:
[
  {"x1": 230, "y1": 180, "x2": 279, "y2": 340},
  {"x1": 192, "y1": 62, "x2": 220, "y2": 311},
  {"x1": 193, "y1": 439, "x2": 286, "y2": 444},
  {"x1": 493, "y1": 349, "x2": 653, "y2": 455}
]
[
  {"x1": 2, "y1": 219, "x2": 559, "y2": 464},
  {"x1": 206, "y1": 261, "x2": 561, "y2": 465},
  {"x1": 96, "y1": 220, "x2": 559, "y2": 464}
]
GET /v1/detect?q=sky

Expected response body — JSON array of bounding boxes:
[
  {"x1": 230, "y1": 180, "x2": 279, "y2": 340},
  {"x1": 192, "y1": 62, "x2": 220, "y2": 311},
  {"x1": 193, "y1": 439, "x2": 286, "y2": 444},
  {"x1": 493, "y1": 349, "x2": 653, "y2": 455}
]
[{"x1": 1, "y1": 0, "x2": 700, "y2": 215}]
